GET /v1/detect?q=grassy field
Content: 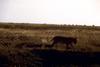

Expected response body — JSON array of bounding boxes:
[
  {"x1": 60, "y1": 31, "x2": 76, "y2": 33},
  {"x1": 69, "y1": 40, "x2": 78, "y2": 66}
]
[
  {"x1": 0, "y1": 23, "x2": 100, "y2": 52},
  {"x1": 0, "y1": 22, "x2": 100, "y2": 66}
]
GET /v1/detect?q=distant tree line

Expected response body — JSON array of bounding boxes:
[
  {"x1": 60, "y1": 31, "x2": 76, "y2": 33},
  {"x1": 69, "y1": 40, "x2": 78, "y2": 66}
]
[{"x1": 0, "y1": 22, "x2": 99, "y2": 30}]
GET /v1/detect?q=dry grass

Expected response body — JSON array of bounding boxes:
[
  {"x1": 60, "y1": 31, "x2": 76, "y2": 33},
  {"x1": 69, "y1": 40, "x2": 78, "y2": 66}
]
[
  {"x1": 0, "y1": 23, "x2": 100, "y2": 66},
  {"x1": 0, "y1": 23, "x2": 99, "y2": 52}
]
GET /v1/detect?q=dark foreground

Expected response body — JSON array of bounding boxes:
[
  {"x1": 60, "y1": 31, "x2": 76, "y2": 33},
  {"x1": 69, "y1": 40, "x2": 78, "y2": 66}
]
[
  {"x1": 0, "y1": 49, "x2": 100, "y2": 67},
  {"x1": 31, "y1": 49, "x2": 100, "y2": 66}
]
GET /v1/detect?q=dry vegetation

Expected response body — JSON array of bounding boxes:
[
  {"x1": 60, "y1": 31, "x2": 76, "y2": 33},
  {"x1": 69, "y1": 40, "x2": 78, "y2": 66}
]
[
  {"x1": 0, "y1": 22, "x2": 100, "y2": 66},
  {"x1": 0, "y1": 23, "x2": 100, "y2": 52}
]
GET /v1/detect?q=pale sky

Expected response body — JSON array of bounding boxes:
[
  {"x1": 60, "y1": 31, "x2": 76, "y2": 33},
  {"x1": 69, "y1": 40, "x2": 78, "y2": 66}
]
[{"x1": 0, "y1": 0, "x2": 100, "y2": 26}]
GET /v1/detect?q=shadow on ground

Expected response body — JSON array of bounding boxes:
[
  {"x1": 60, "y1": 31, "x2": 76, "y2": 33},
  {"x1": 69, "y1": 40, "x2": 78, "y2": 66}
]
[
  {"x1": 31, "y1": 49, "x2": 100, "y2": 66},
  {"x1": 0, "y1": 49, "x2": 100, "y2": 67}
]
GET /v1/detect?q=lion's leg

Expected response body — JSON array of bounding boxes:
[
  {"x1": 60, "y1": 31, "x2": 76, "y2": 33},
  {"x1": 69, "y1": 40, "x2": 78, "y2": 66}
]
[
  {"x1": 51, "y1": 41, "x2": 56, "y2": 47},
  {"x1": 70, "y1": 43, "x2": 73, "y2": 47},
  {"x1": 66, "y1": 43, "x2": 70, "y2": 49}
]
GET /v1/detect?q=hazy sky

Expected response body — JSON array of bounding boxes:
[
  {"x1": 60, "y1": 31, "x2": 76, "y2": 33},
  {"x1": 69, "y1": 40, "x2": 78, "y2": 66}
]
[{"x1": 0, "y1": 0, "x2": 100, "y2": 25}]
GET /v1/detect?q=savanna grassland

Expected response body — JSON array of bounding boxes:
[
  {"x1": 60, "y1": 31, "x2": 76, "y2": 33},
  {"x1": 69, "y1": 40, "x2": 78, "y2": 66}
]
[
  {"x1": 0, "y1": 23, "x2": 100, "y2": 67},
  {"x1": 0, "y1": 23, "x2": 100, "y2": 52}
]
